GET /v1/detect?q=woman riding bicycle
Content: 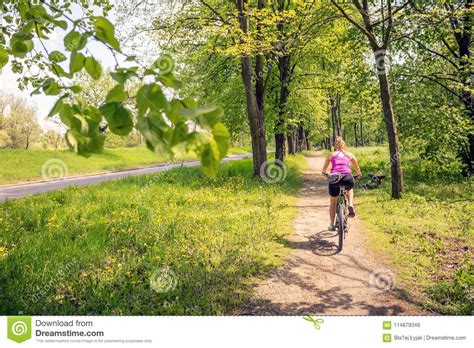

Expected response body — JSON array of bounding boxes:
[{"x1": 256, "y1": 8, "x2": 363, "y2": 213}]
[{"x1": 321, "y1": 137, "x2": 363, "y2": 232}]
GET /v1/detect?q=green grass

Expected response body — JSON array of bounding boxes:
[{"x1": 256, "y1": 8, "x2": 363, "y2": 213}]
[
  {"x1": 0, "y1": 155, "x2": 304, "y2": 315},
  {"x1": 0, "y1": 146, "x2": 251, "y2": 185},
  {"x1": 351, "y1": 146, "x2": 473, "y2": 315}
]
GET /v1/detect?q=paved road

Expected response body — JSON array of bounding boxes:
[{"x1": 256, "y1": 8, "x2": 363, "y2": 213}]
[{"x1": 0, "y1": 153, "x2": 252, "y2": 203}]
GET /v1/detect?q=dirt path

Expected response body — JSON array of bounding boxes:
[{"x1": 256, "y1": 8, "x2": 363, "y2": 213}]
[{"x1": 240, "y1": 152, "x2": 423, "y2": 315}]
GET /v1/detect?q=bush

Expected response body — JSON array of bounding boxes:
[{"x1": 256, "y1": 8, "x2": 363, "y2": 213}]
[{"x1": 0, "y1": 130, "x2": 12, "y2": 148}]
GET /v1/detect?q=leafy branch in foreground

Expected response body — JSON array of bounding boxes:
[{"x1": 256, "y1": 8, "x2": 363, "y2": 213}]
[{"x1": 0, "y1": 0, "x2": 229, "y2": 176}]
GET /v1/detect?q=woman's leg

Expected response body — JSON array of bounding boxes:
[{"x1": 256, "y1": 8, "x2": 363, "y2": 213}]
[
  {"x1": 329, "y1": 196, "x2": 338, "y2": 225},
  {"x1": 347, "y1": 188, "x2": 354, "y2": 207},
  {"x1": 347, "y1": 188, "x2": 356, "y2": 217}
]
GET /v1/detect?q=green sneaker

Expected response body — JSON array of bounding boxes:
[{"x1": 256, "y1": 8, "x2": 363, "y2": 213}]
[{"x1": 328, "y1": 225, "x2": 336, "y2": 231}]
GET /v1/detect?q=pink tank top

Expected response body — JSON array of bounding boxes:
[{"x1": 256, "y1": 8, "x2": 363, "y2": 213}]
[{"x1": 330, "y1": 151, "x2": 352, "y2": 174}]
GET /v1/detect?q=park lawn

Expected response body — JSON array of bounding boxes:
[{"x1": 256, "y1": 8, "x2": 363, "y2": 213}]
[
  {"x1": 0, "y1": 155, "x2": 304, "y2": 315},
  {"x1": 351, "y1": 146, "x2": 473, "y2": 315},
  {"x1": 0, "y1": 146, "x2": 252, "y2": 185}
]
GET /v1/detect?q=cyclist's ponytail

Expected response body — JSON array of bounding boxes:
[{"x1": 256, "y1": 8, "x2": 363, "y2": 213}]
[{"x1": 335, "y1": 137, "x2": 345, "y2": 150}]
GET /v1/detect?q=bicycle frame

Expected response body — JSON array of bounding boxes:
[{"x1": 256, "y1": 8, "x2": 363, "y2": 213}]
[{"x1": 336, "y1": 185, "x2": 349, "y2": 251}]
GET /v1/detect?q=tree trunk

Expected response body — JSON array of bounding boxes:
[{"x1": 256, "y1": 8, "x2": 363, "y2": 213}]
[
  {"x1": 354, "y1": 122, "x2": 358, "y2": 147},
  {"x1": 275, "y1": 132, "x2": 285, "y2": 162},
  {"x1": 297, "y1": 124, "x2": 306, "y2": 152},
  {"x1": 305, "y1": 130, "x2": 310, "y2": 150},
  {"x1": 237, "y1": 0, "x2": 267, "y2": 177},
  {"x1": 330, "y1": 96, "x2": 337, "y2": 145},
  {"x1": 336, "y1": 95, "x2": 342, "y2": 136},
  {"x1": 457, "y1": 15, "x2": 473, "y2": 175},
  {"x1": 275, "y1": 55, "x2": 290, "y2": 163},
  {"x1": 287, "y1": 124, "x2": 296, "y2": 155},
  {"x1": 360, "y1": 119, "x2": 364, "y2": 147},
  {"x1": 241, "y1": 56, "x2": 267, "y2": 177},
  {"x1": 375, "y1": 52, "x2": 403, "y2": 198}
]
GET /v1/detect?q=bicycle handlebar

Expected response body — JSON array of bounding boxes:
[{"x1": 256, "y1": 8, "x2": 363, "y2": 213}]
[{"x1": 322, "y1": 173, "x2": 364, "y2": 180}]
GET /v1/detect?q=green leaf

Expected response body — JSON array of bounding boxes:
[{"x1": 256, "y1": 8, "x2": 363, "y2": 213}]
[
  {"x1": 136, "y1": 113, "x2": 168, "y2": 149},
  {"x1": 29, "y1": 5, "x2": 47, "y2": 18},
  {"x1": 67, "y1": 129, "x2": 105, "y2": 156},
  {"x1": 49, "y1": 50, "x2": 66, "y2": 63},
  {"x1": 64, "y1": 31, "x2": 86, "y2": 51},
  {"x1": 199, "y1": 106, "x2": 224, "y2": 127},
  {"x1": 42, "y1": 78, "x2": 61, "y2": 95},
  {"x1": 106, "y1": 84, "x2": 127, "y2": 103},
  {"x1": 59, "y1": 103, "x2": 75, "y2": 127},
  {"x1": 212, "y1": 122, "x2": 230, "y2": 159},
  {"x1": 136, "y1": 84, "x2": 168, "y2": 116},
  {"x1": 84, "y1": 56, "x2": 102, "y2": 80},
  {"x1": 69, "y1": 51, "x2": 85, "y2": 73},
  {"x1": 84, "y1": 106, "x2": 103, "y2": 130},
  {"x1": 72, "y1": 114, "x2": 90, "y2": 135},
  {"x1": 199, "y1": 140, "x2": 221, "y2": 178},
  {"x1": 70, "y1": 85, "x2": 82, "y2": 93},
  {"x1": 53, "y1": 20, "x2": 68, "y2": 30},
  {"x1": 47, "y1": 95, "x2": 69, "y2": 118},
  {"x1": 170, "y1": 122, "x2": 189, "y2": 147},
  {"x1": 93, "y1": 17, "x2": 120, "y2": 51},
  {"x1": 50, "y1": 63, "x2": 71, "y2": 78},
  {"x1": 0, "y1": 47, "x2": 8, "y2": 69},
  {"x1": 99, "y1": 103, "x2": 133, "y2": 136},
  {"x1": 110, "y1": 68, "x2": 137, "y2": 83},
  {"x1": 80, "y1": 131, "x2": 105, "y2": 155},
  {"x1": 10, "y1": 33, "x2": 33, "y2": 58},
  {"x1": 182, "y1": 97, "x2": 197, "y2": 109}
]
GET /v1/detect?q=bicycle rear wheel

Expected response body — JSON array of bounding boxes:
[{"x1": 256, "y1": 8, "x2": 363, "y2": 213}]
[{"x1": 336, "y1": 204, "x2": 345, "y2": 251}]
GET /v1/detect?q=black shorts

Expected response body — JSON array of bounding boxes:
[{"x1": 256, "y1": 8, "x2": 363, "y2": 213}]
[{"x1": 328, "y1": 174, "x2": 355, "y2": 197}]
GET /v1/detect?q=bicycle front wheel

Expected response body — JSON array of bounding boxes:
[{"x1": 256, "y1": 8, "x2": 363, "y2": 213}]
[{"x1": 336, "y1": 204, "x2": 345, "y2": 251}]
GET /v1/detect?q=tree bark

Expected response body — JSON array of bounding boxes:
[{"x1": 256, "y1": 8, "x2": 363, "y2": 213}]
[
  {"x1": 275, "y1": 55, "x2": 290, "y2": 163},
  {"x1": 240, "y1": 56, "x2": 267, "y2": 176},
  {"x1": 287, "y1": 124, "x2": 296, "y2": 155},
  {"x1": 354, "y1": 122, "x2": 358, "y2": 147},
  {"x1": 457, "y1": 2, "x2": 473, "y2": 174},
  {"x1": 297, "y1": 124, "x2": 306, "y2": 152},
  {"x1": 305, "y1": 130, "x2": 310, "y2": 150},
  {"x1": 336, "y1": 95, "x2": 342, "y2": 137},
  {"x1": 360, "y1": 119, "x2": 364, "y2": 146},
  {"x1": 375, "y1": 52, "x2": 403, "y2": 198},
  {"x1": 237, "y1": 0, "x2": 267, "y2": 177}
]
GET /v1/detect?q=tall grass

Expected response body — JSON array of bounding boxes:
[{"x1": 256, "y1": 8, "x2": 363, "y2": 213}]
[
  {"x1": 352, "y1": 146, "x2": 473, "y2": 314},
  {"x1": 0, "y1": 156, "x2": 303, "y2": 315}
]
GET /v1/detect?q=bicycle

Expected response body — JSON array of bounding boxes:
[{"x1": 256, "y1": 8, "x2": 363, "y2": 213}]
[
  {"x1": 335, "y1": 179, "x2": 349, "y2": 251},
  {"x1": 325, "y1": 173, "x2": 377, "y2": 251}
]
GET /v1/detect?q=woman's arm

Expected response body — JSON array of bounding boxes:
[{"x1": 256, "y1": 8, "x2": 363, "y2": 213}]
[
  {"x1": 349, "y1": 153, "x2": 363, "y2": 177},
  {"x1": 322, "y1": 154, "x2": 331, "y2": 174}
]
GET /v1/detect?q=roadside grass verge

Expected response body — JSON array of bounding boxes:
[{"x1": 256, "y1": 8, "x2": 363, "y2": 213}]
[
  {"x1": 0, "y1": 147, "x2": 250, "y2": 185},
  {"x1": 0, "y1": 155, "x2": 304, "y2": 315},
  {"x1": 351, "y1": 146, "x2": 473, "y2": 315}
]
